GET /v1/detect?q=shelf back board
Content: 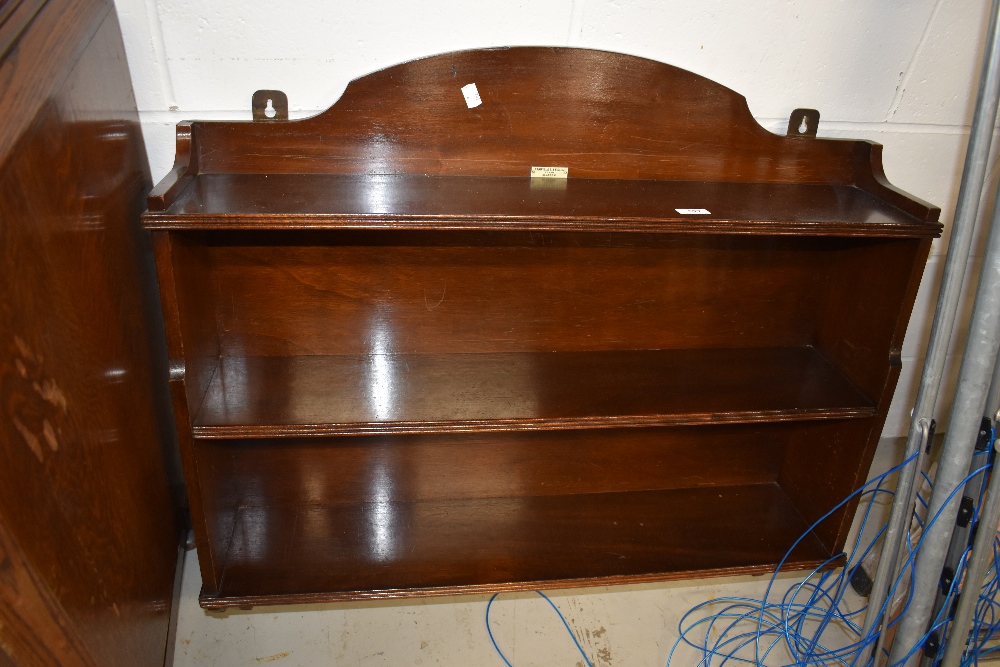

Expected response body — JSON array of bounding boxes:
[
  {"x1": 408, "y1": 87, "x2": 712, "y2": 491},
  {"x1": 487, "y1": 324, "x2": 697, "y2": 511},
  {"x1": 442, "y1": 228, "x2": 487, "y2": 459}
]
[{"x1": 188, "y1": 232, "x2": 837, "y2": 360}]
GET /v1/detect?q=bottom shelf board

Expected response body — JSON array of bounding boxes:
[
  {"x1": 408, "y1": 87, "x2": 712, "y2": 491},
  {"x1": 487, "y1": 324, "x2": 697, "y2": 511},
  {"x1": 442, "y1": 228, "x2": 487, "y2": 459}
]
[{"x1": 203, "y1": 483, "x2": 831, "y2": 609}]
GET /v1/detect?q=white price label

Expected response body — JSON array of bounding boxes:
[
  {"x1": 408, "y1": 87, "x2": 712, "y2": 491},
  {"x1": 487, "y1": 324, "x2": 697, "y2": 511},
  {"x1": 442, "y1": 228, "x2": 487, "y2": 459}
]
[
  {"x1": 675, "y1": 208, "x2": 711, "y2": 215},
  {"x1": 461, "y1": 83, "x2": 482, "y2": 108}
]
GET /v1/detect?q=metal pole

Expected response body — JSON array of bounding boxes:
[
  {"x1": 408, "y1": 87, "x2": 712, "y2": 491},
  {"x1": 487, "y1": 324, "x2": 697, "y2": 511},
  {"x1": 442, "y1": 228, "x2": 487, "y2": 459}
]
[
  {"x1": 888, "y1": 148, "x2": 1000, "y2": 667},
  {"x1": 918, "y1": 381, "x2": 998, "y2": 666},
  {"x1": 871, "y1": 419, "x2": 932, "y2": 665},
  {"x1": 864, "y1": 0, "x2": 1000, "y2": 650},
  {"x1": 940, "y1": 358, "x2": 1000, "y2": 667},
  {"x1": 917, "y1": 418, "x2": 992, "y2": 667},
  {"x1": 989, "y1": 342, "x2": 1000, "y2": 422}
]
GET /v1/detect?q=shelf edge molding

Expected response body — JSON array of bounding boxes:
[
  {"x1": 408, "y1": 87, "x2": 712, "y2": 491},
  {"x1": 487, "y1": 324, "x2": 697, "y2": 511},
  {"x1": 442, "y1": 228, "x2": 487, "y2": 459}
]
[
  {"x1": 200, "y1": 560, "x2": 834, "y2": 610},
  {"x1": 192, "y1": 408, "x2": 878, "y2": 439}
]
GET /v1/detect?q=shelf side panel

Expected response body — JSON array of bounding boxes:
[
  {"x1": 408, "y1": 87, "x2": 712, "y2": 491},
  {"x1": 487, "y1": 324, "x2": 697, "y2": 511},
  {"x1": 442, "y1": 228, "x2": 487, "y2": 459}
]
[
  {"x1": 815, "y1": 238, "x2": 924, "y2": 401},
  {"x1": 154, "y1": 232, "x2": 231, "y2": 592},
  {"x1": 782, "y1": 237, "x2": 932, "y2": 552}
]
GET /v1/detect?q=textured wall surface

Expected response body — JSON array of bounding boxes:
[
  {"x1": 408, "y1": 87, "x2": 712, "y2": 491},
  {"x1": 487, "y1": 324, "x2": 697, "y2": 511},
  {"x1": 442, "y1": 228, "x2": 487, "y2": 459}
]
[{"x1": 112, "y1": 0, "x2": 998, "y2": 437}]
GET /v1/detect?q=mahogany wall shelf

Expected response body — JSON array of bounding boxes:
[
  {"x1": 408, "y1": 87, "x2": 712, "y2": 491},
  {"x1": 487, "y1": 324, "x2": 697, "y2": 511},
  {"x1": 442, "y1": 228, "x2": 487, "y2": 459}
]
[{"x1": 144, "y1": 47, "x2": 941, "y2": 610}]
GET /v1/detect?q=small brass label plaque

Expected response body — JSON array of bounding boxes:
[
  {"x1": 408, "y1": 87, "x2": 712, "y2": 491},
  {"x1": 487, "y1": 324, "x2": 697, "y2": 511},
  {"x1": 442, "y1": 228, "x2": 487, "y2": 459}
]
[{"x1": 530, "y1": 166, "x2": 569, "y2": 178}]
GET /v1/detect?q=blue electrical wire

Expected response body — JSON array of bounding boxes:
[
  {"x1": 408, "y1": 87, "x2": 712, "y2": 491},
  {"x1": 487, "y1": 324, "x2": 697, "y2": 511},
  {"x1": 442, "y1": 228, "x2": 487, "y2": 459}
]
[
  {"x1": 486, "y1": 591, "x2": 596, "y2": 667},
  {"x1": 666, "y1": 459, "x2": 995, "y2": 667},
  {"x1": 665, "y1": 454, "x2": 916, "y2": 667},
  {"x1": 483, "y1": 423, "x2": 1000, "y2": 666},
  {"x1": 486, "y1": 593, "x2": 514, "y2": 667},
  {"x1": 964, "y1": 533, "x2": 1000, "y2": 664},
  {"x1": 536, "y1": 591, "x2": 596, "y2": 667}
]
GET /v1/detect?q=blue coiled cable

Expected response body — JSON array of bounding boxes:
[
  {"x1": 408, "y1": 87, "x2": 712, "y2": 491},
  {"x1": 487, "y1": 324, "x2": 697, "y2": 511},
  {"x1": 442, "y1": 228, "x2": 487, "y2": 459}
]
[{"x1": 484, "y1": 424, "x2": 1000, "y2": 666}]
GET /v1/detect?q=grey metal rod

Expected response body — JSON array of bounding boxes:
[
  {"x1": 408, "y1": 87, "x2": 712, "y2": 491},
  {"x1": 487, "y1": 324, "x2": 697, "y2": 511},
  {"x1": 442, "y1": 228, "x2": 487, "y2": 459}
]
[
  {"x1": 940, "y1": 359, "x2": 1000, "y2": 667},
  {"x1": 864, "y1": 0, "x2": 1000, "y2": 650},
  {"x1": 918, "y1": 441, "x2": 991, "y2": 667},
  {"x1": 871, "y1": 419, "x2": 932, "y2": 665},
  {"x1": 888, "y1": 154, "x2": 1000, "y2": 667},
  {"x1": 987, "y1": 325, "x2": 1000, "y2": 421}
]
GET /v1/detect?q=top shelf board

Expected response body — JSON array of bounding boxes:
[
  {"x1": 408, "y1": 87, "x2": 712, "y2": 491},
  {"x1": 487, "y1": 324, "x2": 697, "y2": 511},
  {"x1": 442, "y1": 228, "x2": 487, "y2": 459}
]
[
  {"x1": 143, "y1": 48, "x2": 940, "y2": 233},
  {"x1": 146, "y1": 174, "x2": 940, "y2": 237}
]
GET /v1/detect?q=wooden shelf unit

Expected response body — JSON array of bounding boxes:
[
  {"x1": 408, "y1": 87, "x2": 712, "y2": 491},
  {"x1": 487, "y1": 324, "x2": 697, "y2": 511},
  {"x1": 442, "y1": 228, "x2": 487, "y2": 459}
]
[{"x1": 145, "y1": 47, "x2": 941, "y2": 610}]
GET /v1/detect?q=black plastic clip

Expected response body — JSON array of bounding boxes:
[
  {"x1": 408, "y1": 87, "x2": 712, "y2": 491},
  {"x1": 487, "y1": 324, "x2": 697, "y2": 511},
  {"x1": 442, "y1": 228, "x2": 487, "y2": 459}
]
[
  {"x1": 850, "y1": 565, "x2": 873, "y2": 597},
  {"x1": 926, "y1": 419, "x2": 937, "y2": 454},
  {"x1": 975, "y1": 417, "x2": 992, "y2": 451},
  {"x1": 957, "y1": 495, "x2": 975, "y2": 528},
  {"x1": 940, "y1": 566, "x2": 955, "y2": 593},
  {"x1": 923, "y1": 631, "x2": 941, "y2": 658}
]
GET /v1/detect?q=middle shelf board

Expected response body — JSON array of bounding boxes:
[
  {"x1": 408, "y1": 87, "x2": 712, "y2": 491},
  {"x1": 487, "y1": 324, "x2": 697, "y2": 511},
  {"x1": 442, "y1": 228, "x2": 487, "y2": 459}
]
[{"x1": 191, "y1": 346, "x2": 875, "y2": 438}]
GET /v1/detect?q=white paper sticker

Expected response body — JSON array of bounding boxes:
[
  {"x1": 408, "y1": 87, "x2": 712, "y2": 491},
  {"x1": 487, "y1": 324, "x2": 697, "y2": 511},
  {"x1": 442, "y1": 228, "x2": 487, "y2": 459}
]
[
  {"x1": 530, "y1": 166, "x2": 569, "y2": 179},
  {"x1": 461, "y1": 83, "x2": 482, "y2": 108},
  {"x1": 675, "y1": 208, "x2": 711, "y2": 215}
]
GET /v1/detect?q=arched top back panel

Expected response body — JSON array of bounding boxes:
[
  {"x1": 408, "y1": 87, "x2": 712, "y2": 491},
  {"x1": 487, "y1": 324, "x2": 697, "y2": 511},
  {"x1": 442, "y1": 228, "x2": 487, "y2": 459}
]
[{"x1": 149, "y1": 47, "x2": 938, "y2": 223}]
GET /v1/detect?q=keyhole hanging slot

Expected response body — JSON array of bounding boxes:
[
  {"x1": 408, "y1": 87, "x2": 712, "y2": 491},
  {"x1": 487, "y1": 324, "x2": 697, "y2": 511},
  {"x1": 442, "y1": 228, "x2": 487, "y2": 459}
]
[
  {"x1": 252, "y1": 90, "x2": 288, "y2": 121},
  {"x1": 785, "y1": 108, "x2": 819, "y2": 137}
]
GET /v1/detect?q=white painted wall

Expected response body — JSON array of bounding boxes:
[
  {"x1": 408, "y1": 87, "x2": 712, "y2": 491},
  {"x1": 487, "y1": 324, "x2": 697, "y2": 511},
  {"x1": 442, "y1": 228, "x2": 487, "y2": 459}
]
[{"x1": 112, "y1": 0, "x2": 998, "y2": 437}]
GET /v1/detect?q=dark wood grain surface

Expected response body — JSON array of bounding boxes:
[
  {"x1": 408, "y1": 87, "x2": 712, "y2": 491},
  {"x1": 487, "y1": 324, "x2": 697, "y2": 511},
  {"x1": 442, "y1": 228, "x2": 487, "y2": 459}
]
[
  {"x1": 0, "y1": 519, "x2": 92, "y2": 666},
  {"x1": 194, "y1": 424, "x2": 793, "y2": 507},
  {"x1": 0, "y1": 0, "x2": 181, "y2": 662},
  {"x1": 146, "y1": 174, "x2": 939, "y2": 237},
  {"x1": 0, "y1": 0, "x2": 49, "y2": 57},
  {"x1": 193, "y1": 347, "x2": 874, "y2": 438},
  {"x1": 205, "y1": 484, "x2": 829, "y2": 608},
  {"x1": 181, "y1": 232, "x2": 840, "y2": 358}
]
